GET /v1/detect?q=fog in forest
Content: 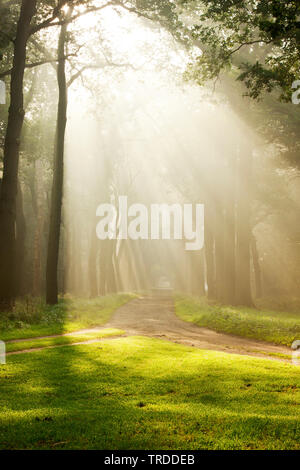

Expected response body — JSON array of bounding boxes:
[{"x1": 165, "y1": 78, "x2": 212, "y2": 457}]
[
  {"x1": 1, "y1": 0, "x2": 300, "y2": 452},
  {"x1": 60, "y1": 9, "x2": 299, "y2": 304},
  {"x1": 1, "y1": 2, "x2": 299, "y2": 310}
]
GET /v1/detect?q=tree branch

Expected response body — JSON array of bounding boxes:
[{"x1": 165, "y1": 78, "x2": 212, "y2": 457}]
[
  {"x1": 67, "y1": 60, "x2": 136, "y2": 87},
  {"x1": 30, "y1": 1, "x2": 116, "y2": 36},
  {"x1": 227, "y1": 39, "x2": 274, "y2": 58},
  {"x1": 29, "y1": 0, "x2": 70, "y2": 36},
  {"x1": 113, "y1": 1, "x2": 156, "y2": 22},
  {"x1": 0, "y1": 54, "x2": 77, "y2": 78}
]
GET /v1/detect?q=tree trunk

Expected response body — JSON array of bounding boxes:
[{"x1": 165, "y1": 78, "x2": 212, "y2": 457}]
[
  {"x1": 113, "y1": 239, "x2": 123, "y2": 292},
  {"x1": 15, "y1": 181, "x2": 26, "y2": 297},
  {"x1": 46, "y1": 17, "x2": 68, "y2": 304},
  {"x1": 189, "y1": 250, "x2": 205, "y2": 296},
  {"x1": 88, "y1": 223, "x2": 99, "y2": 298},
  {"x1": 204, "y1": 201, "x2": 215, "y2": 300},
  {"x1": 235, "y1": 146, "x2": 254, "y2": 307},
  {"x1": 0, "y1": 0, "x2": 37, "y2": 310},
  {"x1": 99, "y1": 241, "x2": 115, "y2": 295},
  {"x1": 32, "y1": 161, "x2": 44, "y2": 296},
  {"x1": 214, "y1": 197, "x2": 225, "y2": 303},
  {"x1": 223, "y1": 155, "x2": 236, "y2": 305},
  {"x1": 123, "y1": 239, "x2": 138, "y2": 292},
  {"x1": 106, "y1": 240, "x2": 117, "y2": 293},
  {"x1": 251, "y1": 233, "x2": 262, "y2": 299},
  {"x1": 73, "y1": 223, "x2": 84, "y2": 295}
]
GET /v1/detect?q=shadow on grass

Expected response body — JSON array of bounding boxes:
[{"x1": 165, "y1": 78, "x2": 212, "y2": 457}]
[
  {"x1": 0, "y1": 293, "x2": 135, "y2": 342},
  {"x1": 0, "y1": 337, "x2": 299, "y2": 449},
  {"x1": 0, "y1": 298, "x2": 69, "y2": 342}
]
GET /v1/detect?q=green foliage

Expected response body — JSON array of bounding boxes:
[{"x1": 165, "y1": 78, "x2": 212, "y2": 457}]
[
  {"x1": 175, "y1": 294, "x2": 300, "y2": 347},
  {"x1": 0, "y1": 1, "x2": 18, "y2": 54},
  {"x1": 0, "y1": 337, "x2": 299, "y2": 449},
  {"x1": 180, "y1": 0, "x2": 300, "y2": 101},
  {"x1": 129, "y1": 0, "x2": 185, "y2": 40},
  {"x1": 0, "y1": 293, "x2": 136, "y2": 341}
]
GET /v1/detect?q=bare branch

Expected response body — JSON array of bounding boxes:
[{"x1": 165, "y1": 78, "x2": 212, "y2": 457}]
[
  {"x1": 67, "y1": 60, "x2": 136, "y2": 87},
  {"x1": 30, "y1": 1, "x2": 116, "y2": 36},
  {"x1": 29, "y1": 37, "x2": 58, "y2": 72},
  {"x1": 227, "y1": 39, "x2": 274, "y2": 58},
  {"x1": 113, "y1": 1, "x2": 155, "y2": 22},
  {"x1": 0, "y1": 54, "x2": 77, "y2": 79},
  {"x1": 29, "y1": 0, "x2": 70, "y2": 36}
]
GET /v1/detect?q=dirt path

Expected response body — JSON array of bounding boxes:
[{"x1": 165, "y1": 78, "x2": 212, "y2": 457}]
[
  {"x1": 105, "y1": 296, "x2": 291, "y2": 361},
  {"x1": 7, "y1": 296, "x2": 292, "y2": 361}
]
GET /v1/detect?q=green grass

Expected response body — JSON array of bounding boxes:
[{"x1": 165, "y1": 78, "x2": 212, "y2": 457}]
[
  {"x1": 175, "y1": 295, "x2": 300, "y2": 347},
  {"x1": 5, "y1": 329, "x2": 125, "y2": 353},
  {"x1": 0, "y1": 293, "x2": 136, "y2": 342},
  {"x1": 0, "y1": 336, "x2": 299, "y2": 450}
]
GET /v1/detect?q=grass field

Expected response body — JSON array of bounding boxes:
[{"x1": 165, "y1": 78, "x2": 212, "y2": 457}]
[
  {"x1": 1, "y1": 294, "x2": 299, "y2": 450},
  {"x1": 5, "y1": 329, "x2": 124, "y2": 353},
  {"x1": 0, "y1": 336, "x2": 299, "y2": 450},
  {"x1": 175, "y1": 295, "x2": 300, "y2": 347},
  {"x1": 0, "y1": 293, "x2": 135, "y2": 342}
]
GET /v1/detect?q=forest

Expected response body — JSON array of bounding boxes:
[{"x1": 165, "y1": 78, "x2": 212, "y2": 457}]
[{"x1": 0, "y1": 0, "x2": 299, "y2": 452}]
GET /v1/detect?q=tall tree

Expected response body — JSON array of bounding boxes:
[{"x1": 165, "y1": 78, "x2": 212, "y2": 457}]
[
  {"x1": 0, "y1": 0, "x2": 37, "y2": 309},
  {"x1": 223, "y1": 152, "x2": 237, "y2": 305},
  {"x1": 235, "y1": 144, "x2": 254, "y2": 307},
  {"x1": 0, "y1": 0, "x2": 82, "y2": 309},
  {"x1": 46, "y1": 8, "x2": 71, "y2": 304}
]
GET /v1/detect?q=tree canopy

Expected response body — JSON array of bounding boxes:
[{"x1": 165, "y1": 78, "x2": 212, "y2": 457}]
[{"x1": 179, "y1": 0, "x2": 300, "y2": 101}]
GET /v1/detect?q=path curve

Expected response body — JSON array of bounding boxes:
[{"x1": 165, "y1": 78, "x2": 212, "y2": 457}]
[
  {"x1": 7, "y1": 296, "x2": 292, "y2": 361},
  {"x1": 105, "y1": 296, "x2": 291, "y2": 361}
]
